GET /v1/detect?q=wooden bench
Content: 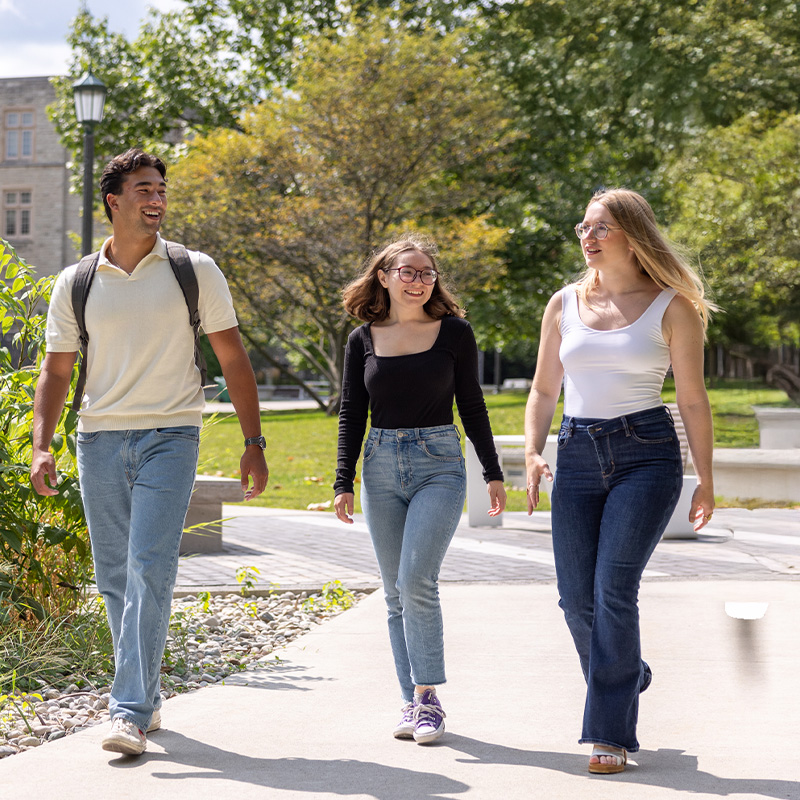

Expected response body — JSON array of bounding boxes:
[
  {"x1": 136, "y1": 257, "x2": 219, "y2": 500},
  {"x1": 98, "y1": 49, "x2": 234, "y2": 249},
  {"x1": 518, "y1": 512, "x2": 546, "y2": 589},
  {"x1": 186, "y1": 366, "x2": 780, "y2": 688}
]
[{"x1": 180, "y1": 475, "x2": 244, "y2": 554}]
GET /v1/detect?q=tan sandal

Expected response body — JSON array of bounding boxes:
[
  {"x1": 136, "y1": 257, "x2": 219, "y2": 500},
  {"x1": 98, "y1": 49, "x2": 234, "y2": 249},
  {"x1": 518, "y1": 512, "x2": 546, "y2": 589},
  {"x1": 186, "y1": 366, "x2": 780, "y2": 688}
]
[{"x1": 588, "y1": 744, "x2": 627, "y2": 774}]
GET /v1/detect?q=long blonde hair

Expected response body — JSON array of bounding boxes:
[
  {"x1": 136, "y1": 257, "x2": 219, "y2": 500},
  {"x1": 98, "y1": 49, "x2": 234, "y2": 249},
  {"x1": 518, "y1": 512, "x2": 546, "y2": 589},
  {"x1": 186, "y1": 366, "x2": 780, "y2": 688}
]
[{"x1": 576, "y1": 188, "x2": 716, "y2": 330}]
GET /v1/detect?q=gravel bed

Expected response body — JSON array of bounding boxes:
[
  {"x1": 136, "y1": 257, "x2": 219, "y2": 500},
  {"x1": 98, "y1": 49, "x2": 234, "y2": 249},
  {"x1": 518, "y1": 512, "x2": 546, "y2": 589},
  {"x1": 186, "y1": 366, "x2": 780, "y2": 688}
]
[{"x1": 0, "y1": 588, "x2": 365, "y2": 759}]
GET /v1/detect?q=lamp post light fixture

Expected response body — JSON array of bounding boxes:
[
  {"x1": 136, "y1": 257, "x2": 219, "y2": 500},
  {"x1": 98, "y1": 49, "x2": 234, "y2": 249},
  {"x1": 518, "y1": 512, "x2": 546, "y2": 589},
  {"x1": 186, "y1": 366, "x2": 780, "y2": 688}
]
[{"x1": 72, "y1": 70, "x2": 107, "y2": 256}]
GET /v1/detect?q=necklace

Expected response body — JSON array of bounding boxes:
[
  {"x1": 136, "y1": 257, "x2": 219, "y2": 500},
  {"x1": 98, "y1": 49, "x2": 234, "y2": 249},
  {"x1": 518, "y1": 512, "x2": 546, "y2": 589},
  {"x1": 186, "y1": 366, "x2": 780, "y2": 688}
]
[{"x1": 106, "y1": 245, "x2": 132, "y2": 274}]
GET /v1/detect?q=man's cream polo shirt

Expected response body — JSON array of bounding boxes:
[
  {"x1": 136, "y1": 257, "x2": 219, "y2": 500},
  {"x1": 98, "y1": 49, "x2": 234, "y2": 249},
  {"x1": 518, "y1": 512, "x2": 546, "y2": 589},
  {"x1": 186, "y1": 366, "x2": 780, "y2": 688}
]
[{"x1": 45, "y1": 235, "x2": 238, "y2": 432}]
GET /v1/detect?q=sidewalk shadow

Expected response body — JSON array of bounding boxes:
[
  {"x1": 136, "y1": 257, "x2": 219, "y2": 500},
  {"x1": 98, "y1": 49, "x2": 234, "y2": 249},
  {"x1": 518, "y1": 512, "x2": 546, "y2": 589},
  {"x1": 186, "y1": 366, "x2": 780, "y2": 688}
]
[
  {"x1": 112, "y1": 730, "x2": 468, "y2": 799},
  {"x1": 222, "y1": 661, "x2": 333, "y2": 691},
  {"x1": 444, "y1": 735, "x2": 800, "y2": 798}
]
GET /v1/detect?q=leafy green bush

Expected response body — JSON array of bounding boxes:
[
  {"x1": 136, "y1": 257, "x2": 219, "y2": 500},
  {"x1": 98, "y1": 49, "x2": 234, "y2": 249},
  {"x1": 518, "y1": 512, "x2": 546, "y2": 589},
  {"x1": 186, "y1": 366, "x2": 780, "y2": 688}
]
[{"x1": 0, "y1": 239, "x2": 91, "y2": 624}]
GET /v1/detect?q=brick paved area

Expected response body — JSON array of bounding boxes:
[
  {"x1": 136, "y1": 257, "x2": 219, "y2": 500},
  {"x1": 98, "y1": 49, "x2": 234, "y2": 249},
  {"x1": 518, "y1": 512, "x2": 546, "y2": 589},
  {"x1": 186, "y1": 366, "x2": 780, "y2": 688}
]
[{"x1": 175, "y1": 507, "x2": 800, "y2": 593}]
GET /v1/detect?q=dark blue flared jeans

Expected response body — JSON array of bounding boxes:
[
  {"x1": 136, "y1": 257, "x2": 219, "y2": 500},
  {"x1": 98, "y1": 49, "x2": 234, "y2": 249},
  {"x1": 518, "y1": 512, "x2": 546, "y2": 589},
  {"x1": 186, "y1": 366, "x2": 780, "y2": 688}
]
[{"x1": 551, "y1": 406, "x2": 682, "y2": 752}]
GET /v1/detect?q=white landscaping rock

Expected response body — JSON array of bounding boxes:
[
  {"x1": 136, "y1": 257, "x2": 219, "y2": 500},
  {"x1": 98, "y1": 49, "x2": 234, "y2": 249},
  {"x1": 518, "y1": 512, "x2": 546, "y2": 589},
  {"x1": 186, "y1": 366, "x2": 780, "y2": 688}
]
[{"x1": 0, "y1": 588, "x2": 365, "y2": 760}]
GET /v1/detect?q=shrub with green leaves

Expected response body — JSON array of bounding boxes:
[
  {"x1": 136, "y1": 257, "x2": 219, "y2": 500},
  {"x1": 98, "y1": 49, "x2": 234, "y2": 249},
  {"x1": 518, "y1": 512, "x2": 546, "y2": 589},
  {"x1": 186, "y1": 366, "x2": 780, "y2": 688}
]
[{"x1": 0, "y1": 239, "x2": 91, "y2": 624}]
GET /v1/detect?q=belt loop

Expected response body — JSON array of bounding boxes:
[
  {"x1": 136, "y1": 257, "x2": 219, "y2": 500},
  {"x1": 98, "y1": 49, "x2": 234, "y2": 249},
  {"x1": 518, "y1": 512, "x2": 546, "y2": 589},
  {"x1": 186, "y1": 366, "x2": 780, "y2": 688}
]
[
  {"x1": 622, "y1": 415, "x2": 631, "y2": 437},
  {"x1": 664, "y1": 405, "x2": 674, "y2": 424},
  {"x1": 375, "y1": 429, "x2": 382, "y2": 445},
  {"x1": 568, "y1": 417, "x2": 575, "y2": 436}
]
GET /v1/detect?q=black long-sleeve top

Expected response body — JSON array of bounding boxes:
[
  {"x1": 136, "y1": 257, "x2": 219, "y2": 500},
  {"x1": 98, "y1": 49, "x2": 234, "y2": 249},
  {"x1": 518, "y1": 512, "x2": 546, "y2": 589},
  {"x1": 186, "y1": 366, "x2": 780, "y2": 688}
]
[{"x1": 334, "y1": 315, "x2": 504, "y2": 495}]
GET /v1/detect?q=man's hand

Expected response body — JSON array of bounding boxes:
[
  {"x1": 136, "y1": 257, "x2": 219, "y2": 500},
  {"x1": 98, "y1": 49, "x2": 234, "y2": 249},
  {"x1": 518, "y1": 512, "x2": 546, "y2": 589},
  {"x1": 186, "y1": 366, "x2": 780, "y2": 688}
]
[
  {"x1": 240, "y1": 448, "x2": 269, "y2": 500},
  {"x1": 31, "y1": 449, "x2": 60, "y2": 496},
  {"x1": 31, "y1": 351, "x2": 77, "y2": 497}
]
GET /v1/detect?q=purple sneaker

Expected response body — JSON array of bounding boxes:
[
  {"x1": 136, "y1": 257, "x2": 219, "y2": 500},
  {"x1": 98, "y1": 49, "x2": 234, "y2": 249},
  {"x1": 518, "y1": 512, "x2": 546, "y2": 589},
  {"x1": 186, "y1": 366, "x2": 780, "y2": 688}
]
[
  {"x1": 393, "y1": 701, "x2": 416, "y2": 739},
  {"x1": 412, "y1": 688, "x2": 446, "y2": 744}
]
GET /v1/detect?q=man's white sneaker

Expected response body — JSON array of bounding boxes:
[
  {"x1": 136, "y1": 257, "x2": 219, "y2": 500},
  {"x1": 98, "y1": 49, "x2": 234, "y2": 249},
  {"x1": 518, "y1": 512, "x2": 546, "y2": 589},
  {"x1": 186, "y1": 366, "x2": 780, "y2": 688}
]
[
  {"x1": 147, "y1": 708, "x2": 161, "y2": 733},
  {"x1": 102, "y1": 717, "x2": 146, "y2": 755}
]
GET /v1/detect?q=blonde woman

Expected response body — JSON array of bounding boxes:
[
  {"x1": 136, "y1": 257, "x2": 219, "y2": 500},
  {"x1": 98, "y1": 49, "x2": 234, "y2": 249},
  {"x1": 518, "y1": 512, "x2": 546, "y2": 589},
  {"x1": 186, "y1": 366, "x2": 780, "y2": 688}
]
[{"x1": 525, "y1": 189, "x2": 715, "y2": 773}]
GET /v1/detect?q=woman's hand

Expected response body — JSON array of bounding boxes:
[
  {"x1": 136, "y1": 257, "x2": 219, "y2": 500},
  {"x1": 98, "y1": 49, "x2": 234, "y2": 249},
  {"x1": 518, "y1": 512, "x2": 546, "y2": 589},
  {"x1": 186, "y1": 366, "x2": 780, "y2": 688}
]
[
  {"x1": 690, "y1": 483, "x2": 715, "y2": 532},
  {"x1": 487, "y1": 480, "x2": 507, "y2": 517},
  {"x1": 334, "y1": 492, "x2": 355, "y2": 524},
  {"x1": 526, "y1": 455, "x2": 554, "y2": 514}
]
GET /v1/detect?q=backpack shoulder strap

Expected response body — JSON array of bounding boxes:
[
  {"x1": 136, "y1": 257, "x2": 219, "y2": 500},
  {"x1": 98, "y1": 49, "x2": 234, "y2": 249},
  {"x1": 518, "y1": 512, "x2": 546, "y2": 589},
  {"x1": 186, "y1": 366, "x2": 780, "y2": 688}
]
[
  {"x1": 165, "y1": 241, "x2": 208, "y2": 388},
  {"x1": 69, "y1": 253, "x2": 101, "y2": 412}
]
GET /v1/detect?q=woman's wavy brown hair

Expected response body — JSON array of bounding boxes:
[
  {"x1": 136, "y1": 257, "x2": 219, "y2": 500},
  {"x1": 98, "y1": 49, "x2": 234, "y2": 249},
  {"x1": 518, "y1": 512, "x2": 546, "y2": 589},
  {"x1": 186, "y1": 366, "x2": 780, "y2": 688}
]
[{"x1": 342, "y1": 234, "x2": 464, "y2": 322}]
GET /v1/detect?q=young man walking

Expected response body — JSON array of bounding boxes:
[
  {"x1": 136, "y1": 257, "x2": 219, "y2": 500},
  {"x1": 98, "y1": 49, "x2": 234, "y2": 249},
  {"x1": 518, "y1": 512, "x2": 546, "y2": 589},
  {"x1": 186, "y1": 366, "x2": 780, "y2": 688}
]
[{"x1": 30, "y1": 148, "x2": 269, "y2": 756}]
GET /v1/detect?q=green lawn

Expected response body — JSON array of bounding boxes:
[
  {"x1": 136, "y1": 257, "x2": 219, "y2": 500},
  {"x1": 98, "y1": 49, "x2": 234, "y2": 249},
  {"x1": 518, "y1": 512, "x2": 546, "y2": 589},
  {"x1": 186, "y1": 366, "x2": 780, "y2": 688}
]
[{"x1": 199, "y1": 379, "x2": 792, "y2": 513}]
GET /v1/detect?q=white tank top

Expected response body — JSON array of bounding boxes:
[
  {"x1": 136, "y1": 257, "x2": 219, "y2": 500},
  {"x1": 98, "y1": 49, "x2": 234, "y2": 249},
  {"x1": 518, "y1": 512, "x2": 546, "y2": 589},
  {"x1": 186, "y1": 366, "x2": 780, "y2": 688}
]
[{"x1": 559, "y1": 285, "x2": 677, "y2": 419}]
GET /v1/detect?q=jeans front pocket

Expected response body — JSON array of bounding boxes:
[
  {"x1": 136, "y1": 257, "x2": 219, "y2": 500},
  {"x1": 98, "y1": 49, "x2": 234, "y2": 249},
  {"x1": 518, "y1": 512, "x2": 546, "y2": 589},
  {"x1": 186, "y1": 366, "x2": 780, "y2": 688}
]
[
  {"x1": 154, "y1": 426, "x2": 200, "y2": 442},
  {"x1": 363, "y1": 433, "x2": 379, "y2": 462},
  {"x1": 629, "y1": 419, "x2": 674, "y2": 444},
  {"x1": 420, "y1": 436, "x2": 463, "y2": 462},
  {"x1": 77, "y1": 431, "x2": 102, "y2": 444}
]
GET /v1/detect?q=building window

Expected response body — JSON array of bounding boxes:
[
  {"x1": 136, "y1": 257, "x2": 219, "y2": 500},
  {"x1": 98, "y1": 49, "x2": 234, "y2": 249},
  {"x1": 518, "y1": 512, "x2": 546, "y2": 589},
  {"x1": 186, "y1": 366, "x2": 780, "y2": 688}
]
[
  {"x1": 5, "y1": 110, "x2": 34, "y2": 161},
  {"x1": 4, "y1": 190, "x2": 32, "y2": 237}
]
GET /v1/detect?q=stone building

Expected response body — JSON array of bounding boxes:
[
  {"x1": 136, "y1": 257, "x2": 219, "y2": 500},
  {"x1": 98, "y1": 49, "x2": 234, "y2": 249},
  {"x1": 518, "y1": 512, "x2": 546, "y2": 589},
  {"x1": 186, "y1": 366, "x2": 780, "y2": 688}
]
[{"x1": 0, "y1": 76, "x2": 81, "y2": 277}]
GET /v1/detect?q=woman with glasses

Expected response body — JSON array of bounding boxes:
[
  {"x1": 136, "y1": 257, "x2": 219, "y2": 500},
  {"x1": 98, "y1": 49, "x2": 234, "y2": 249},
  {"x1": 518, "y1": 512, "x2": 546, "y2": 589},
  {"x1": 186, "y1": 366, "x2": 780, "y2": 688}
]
[
  {"x1": 334, "y1": 234, "x2": 506, "y2": 744},
  {"x1": 524, "y1": 188, "x2": 716, "y2": 773}
]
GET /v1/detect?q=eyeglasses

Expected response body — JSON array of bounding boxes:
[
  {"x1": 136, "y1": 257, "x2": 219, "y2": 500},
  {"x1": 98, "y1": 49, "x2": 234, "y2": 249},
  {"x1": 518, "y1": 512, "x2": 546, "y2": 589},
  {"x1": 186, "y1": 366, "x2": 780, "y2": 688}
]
[
  {"x1": 574, "y1": 222, "x2": 621, "y2": 240},
  {"x1": 384, "y1": 267, "x2": 438, "y2": 285}
]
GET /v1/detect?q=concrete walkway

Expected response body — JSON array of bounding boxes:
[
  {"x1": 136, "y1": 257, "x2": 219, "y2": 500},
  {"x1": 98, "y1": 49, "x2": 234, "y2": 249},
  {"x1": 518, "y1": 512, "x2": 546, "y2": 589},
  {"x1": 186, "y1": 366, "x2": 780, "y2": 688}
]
[{"x1": 2, "y1": 507, "x2": 799, "y2": 799}]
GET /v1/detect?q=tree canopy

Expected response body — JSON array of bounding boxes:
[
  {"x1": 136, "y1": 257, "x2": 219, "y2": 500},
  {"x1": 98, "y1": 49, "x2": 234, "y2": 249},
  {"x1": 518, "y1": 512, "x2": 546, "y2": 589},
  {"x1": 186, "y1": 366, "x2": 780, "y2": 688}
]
[
  {"x1": 163, "y1": 13, "x2": 514, "y2": 412},
  {"x1": 666, "y1": 112, "x2": 800, "y2": 350},
  {"x1": 49, "y1": 0, "x2": 800, "y2": 375}
]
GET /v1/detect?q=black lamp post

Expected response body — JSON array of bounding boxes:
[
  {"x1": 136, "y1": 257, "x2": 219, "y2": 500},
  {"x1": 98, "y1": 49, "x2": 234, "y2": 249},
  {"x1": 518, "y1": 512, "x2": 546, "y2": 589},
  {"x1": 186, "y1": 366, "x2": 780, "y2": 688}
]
[{"x1": 72, "y1": 70, "x2": 107, "y2": 256}]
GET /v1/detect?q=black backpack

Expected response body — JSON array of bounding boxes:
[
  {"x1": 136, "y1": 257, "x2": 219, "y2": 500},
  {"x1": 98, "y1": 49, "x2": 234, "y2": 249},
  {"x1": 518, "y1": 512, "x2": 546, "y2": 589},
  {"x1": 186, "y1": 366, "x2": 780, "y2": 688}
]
[{"x1": 70, "y1": 241, "x2": 208, "y2": 411}]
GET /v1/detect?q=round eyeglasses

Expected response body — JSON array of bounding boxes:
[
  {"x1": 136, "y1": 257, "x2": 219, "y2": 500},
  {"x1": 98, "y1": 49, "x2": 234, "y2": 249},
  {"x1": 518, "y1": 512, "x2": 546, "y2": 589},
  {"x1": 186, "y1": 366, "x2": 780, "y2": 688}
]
[
  {"x1": 574, "y1": 222, "x2": 621, "y2": 240},
  {"x1": 384, "y1": 267, "x2": 438, "y2": 285}
]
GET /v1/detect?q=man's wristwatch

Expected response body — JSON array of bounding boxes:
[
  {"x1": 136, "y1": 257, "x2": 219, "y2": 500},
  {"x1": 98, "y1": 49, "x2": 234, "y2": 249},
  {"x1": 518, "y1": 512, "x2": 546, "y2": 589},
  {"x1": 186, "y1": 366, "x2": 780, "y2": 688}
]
[{"x1": 244, "y1": 435, "x2": 267, "y2": 450}]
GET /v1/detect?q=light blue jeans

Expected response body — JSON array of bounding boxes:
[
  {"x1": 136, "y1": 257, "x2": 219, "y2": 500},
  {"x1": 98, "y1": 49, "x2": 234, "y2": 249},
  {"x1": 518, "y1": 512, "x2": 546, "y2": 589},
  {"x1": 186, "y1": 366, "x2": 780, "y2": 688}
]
[
  {"x1": 77, "y1": 426, "x2": 199, "y2": 731},
  {"x1": 361, "y1": 425, "x2": 466, "y2": 702}
]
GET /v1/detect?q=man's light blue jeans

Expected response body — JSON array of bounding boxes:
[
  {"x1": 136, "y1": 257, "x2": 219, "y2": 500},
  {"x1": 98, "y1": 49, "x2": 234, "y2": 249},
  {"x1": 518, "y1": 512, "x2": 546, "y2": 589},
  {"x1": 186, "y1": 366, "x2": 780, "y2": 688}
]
[
  {"x1": 77, "y1": 426, "x2": 199, "y2": 732},
  {"x1": 361, "y1": 425, "x2": 466, "y2": 702}
]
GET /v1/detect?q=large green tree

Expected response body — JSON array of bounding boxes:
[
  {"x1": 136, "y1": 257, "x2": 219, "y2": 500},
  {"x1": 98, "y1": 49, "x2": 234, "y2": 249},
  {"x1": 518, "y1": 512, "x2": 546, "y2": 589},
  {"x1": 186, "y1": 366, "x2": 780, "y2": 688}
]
[
  {"x1": 474, "y1": 0, "x2": 800, "y2": 351},
  {"x1": 666, "y1": 112, "x2": 800, "y2": 351},
  {"x1": 164, "y1": 13, "x2": 515, "y2": 413},
  {"x1": 49, "y1": 1, "x2": 522, "y2": 359},
  {"x1": 49, "y1": 1, "x2": 491, "y2": 174},
  {"x1": 51, "y1": 0, "x2": 800, "y2": 366},
  {"x1": 49, "y1": 1, "x2": 359, "y2": 196},
  {"x1": 481, "y1": 0, "x2": 800, "y2": 203}
]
